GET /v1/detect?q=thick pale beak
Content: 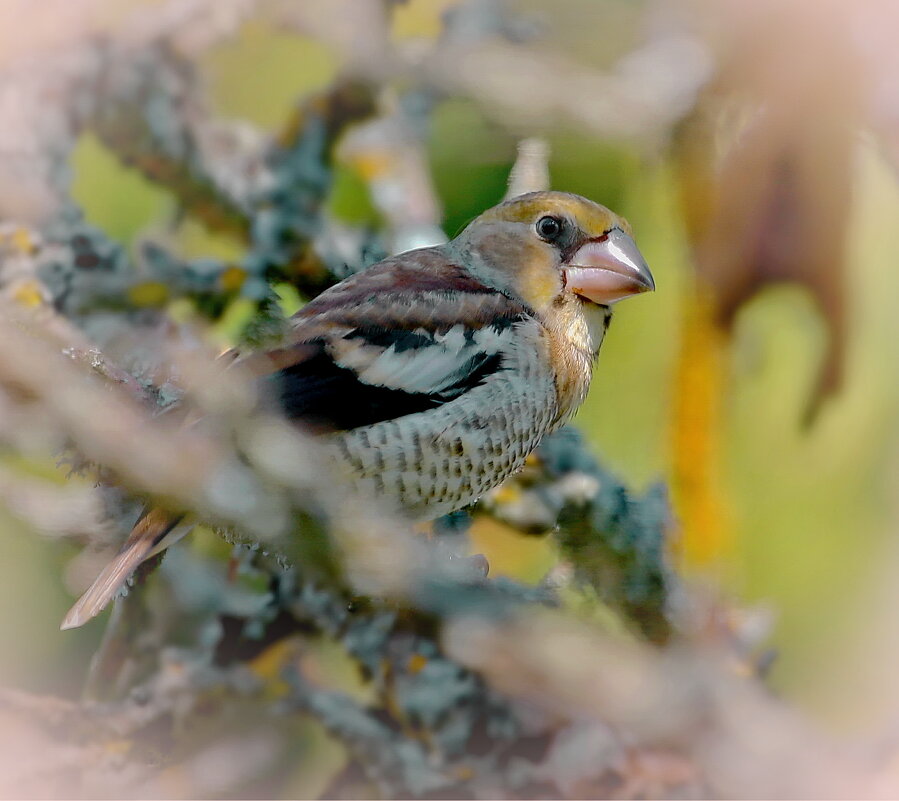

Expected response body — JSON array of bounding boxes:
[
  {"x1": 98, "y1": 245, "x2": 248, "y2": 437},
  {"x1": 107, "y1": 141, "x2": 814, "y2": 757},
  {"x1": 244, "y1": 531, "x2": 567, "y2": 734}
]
[{"x1": 563, "y1": 228, "x2": 655, "y2": 305}]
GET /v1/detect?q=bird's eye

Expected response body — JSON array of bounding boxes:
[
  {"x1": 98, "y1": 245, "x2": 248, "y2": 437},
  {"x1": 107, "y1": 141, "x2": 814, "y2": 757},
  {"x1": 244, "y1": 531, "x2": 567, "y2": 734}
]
[{"x1": 535, "y1": 215, "x2": 564, "y2": 241}]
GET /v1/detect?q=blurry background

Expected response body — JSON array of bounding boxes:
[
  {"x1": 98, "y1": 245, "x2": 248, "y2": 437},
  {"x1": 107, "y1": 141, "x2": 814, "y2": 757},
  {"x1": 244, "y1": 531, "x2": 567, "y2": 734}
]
[{"x1": 0, "y1": 0, "x2": 898, "y2": 755}]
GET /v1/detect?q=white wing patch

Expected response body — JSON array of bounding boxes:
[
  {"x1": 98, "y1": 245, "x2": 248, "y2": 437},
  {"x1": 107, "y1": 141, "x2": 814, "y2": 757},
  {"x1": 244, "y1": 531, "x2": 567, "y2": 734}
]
[{"x1": 328, "y1": 323, "x2": 515, "y2": 397}]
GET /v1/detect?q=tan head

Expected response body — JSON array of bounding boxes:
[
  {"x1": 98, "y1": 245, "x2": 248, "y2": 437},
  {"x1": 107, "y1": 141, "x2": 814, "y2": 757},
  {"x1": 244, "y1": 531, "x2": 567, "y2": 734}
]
[{"x1": 453, "y1": 191, "x2": 654, "y2": 315}]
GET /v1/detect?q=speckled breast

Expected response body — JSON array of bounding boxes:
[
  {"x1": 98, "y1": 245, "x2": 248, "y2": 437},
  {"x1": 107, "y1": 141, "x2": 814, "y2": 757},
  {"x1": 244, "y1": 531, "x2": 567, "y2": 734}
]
[{"x1": 325, "y1": 332, "x2": 562, "y2": 520}]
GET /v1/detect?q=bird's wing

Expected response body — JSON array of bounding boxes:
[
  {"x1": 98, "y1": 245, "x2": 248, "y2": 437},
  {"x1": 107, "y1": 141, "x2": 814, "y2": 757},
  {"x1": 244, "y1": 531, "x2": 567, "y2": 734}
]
[{"x1": 240, "y1": 248, "x2": 531, "y2": 432}]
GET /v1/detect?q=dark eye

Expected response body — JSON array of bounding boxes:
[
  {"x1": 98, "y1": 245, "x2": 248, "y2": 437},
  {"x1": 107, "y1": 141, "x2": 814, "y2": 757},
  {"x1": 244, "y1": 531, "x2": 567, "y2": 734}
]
[{"x1": 536, "y1": 215, "x2": 564, "y2": 241}]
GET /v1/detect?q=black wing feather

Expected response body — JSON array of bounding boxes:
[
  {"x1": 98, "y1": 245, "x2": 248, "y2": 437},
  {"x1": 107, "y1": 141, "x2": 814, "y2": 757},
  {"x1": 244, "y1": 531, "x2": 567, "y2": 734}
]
[
  {"x1": 268, "y1": 335, "x2": 508, "y2": 433},
  {"x1": 270, "y1": 342, "x2": 443, "y2": 432}
]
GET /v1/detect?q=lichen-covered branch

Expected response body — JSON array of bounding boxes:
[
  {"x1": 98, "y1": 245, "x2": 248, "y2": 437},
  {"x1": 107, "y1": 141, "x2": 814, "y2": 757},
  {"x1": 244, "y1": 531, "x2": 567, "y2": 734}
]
[{"x1": 481, "y1": 426, "x2": 676, "y2": 642}]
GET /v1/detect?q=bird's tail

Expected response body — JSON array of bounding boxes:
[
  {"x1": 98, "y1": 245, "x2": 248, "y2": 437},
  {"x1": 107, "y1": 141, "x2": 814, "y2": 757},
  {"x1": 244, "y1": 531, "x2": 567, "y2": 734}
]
[{"x1": 61, "y1": 508, "x2": 189, "y2": 630}]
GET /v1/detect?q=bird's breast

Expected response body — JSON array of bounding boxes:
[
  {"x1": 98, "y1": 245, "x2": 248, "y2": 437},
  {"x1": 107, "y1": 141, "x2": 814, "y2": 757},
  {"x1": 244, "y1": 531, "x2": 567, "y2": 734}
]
[{"x1": 324, "y1": 325, "x2": 560, "y2": 519}]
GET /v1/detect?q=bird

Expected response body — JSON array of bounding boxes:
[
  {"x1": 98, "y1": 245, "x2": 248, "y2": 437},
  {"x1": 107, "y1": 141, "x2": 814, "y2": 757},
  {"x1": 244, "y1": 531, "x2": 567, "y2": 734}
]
[{"x1": 61, "y1": 191, "x2": 654, "y2": 630}]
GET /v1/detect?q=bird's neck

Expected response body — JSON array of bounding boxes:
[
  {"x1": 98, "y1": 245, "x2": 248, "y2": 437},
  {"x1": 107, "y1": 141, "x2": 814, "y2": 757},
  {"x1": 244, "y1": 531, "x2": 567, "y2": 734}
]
[{"x1": 544, "y1": 297, "x2": 610, "y2": 423}]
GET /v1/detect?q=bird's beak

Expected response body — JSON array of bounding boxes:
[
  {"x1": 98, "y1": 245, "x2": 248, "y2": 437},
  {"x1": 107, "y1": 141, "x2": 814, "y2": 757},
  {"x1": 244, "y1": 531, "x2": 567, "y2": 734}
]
[{"x1": 563, "y1": 228, "x2": 655, "y2": 305}]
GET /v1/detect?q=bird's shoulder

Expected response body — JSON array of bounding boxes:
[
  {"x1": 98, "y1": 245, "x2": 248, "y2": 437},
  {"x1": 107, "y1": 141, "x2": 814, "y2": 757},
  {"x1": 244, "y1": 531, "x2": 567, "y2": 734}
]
[{"x1": 241, "y1": 247, "x2": 537, "y2": 432}]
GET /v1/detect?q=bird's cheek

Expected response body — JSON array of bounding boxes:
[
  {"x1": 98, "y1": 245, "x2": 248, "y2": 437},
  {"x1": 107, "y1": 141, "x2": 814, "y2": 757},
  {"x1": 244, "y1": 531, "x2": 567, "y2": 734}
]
[
  {"x1": 504, "y1": 244, "x2": 563, "y2": 310},
  {"x1": 523, "y1": 269, "x2": 565, "y2": 310}
]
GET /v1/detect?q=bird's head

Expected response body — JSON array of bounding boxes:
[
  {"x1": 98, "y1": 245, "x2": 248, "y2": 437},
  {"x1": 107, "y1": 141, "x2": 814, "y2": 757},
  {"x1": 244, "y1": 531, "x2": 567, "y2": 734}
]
[{"x1": 454, "y1": 191, "x2": 654, "y2": 315}]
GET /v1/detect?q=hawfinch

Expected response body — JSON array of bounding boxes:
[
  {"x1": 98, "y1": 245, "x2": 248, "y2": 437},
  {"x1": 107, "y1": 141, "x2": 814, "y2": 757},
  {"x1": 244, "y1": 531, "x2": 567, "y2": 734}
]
[{"x1": 62, "y1": 191, "x2": 654, "y2": 629}]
